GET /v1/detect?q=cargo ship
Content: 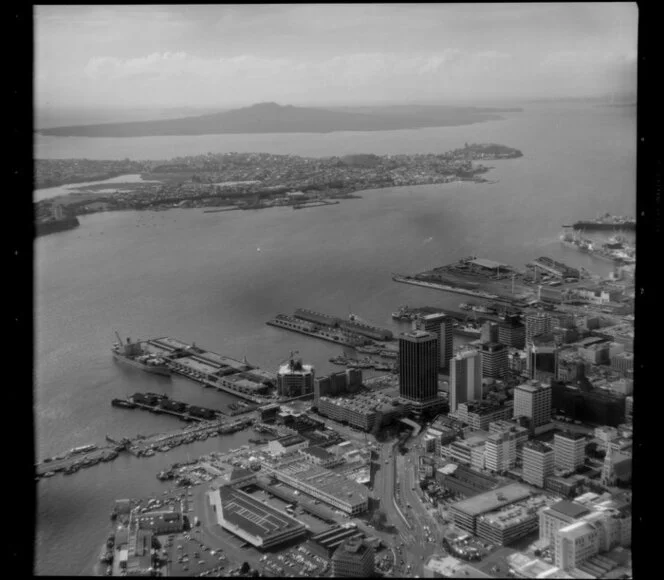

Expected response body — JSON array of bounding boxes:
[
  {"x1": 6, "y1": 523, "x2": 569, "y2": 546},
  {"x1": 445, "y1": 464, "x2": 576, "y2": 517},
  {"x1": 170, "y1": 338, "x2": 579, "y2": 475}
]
[
  {"x1": 560, "y1": 232, "x2": 635, "y2": 264},
  {"x1": 568, "y1": 213, "x2": 636, "y2": 231},
  {"x1": 112, "y1": 332, "x2": 171, "y2": 376}
]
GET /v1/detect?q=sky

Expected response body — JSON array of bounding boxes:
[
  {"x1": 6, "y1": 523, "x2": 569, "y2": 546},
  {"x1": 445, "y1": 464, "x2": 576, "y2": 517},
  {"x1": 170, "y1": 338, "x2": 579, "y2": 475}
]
[{"x1": 35, "y1": 3, "x2": 638, "y2": 111}]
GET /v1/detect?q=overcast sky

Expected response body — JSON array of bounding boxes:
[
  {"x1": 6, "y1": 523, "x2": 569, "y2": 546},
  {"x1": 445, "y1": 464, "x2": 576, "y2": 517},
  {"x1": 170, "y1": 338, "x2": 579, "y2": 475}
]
[{"x1": 35, "y1": 3, "x2": 638, "y2": 111}]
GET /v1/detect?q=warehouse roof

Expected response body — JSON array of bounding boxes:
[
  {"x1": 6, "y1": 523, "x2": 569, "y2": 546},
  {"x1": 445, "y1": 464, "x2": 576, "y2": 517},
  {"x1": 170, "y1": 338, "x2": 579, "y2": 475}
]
[{"x1": 468, "y1": 258, "x2": 507, "y2": 270}]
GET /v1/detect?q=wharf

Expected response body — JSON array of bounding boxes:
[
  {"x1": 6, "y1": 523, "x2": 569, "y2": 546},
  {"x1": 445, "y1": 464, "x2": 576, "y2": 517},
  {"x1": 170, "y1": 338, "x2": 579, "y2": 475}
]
[
  {"x1": 202, "y1": 207, "x2": 240, "y2": 213},
  {"x1": 36, "y1": 415, "x2": 256, "y2": 479},
  {"x1": 167, "y1": 365, "x2": 267, "y2": 404},
  {"x1": 111, "y1": 396, "x2": 220, "y2": 422},
  {"x1": 35, "y1": 446, "x2": 120, "y2": 477},
  {"x1": 293, "y1": 200, "x2": 340, "y2": 209},
  {"x1": 139, "y1": 337, "x2": 274, "y2": 405},
  {"x1": 393, "y1": 255, "x2": 570, "y2": 306},
  {"x1": 125, "y1": 416, "x2": 255, "y2": 456},
  {"x1": 266, "y1": 317, "x2": 361, "y2": 347}
]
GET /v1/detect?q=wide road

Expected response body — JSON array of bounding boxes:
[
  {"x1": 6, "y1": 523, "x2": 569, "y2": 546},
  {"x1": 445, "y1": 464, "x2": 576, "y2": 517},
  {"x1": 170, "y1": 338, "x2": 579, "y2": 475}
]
[{"x1": 395, "y1": 438, "x2": 450, "y2": 577}]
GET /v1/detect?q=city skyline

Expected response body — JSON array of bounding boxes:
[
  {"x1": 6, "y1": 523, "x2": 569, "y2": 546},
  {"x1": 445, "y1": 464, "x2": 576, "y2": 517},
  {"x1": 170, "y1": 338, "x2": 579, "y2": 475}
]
[{"x1": 35, "y1": 3, "x2": 638, "y2": 112}]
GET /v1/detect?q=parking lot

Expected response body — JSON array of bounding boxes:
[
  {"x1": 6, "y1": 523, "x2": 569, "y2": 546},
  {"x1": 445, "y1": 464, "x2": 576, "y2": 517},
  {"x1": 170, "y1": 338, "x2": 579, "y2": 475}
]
[
  {"x1": 160, "y1": 529, "x2": 229, "y2": 577},
  {"x1": 259, "y1": 545, "x2": 330, "y2": 577}
]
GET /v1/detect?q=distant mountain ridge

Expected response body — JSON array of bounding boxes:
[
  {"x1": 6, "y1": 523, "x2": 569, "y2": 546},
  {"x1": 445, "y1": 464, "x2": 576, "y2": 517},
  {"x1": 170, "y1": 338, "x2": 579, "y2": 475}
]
[{"x1": 37, "y1": 102, "x2": 522, "y2": 138}]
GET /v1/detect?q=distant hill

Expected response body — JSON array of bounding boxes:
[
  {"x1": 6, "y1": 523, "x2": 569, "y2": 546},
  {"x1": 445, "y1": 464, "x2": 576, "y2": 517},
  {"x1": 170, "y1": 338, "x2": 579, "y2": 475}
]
[{"x1": 37, "y1": 102, "x2": 521, "y2": 138}]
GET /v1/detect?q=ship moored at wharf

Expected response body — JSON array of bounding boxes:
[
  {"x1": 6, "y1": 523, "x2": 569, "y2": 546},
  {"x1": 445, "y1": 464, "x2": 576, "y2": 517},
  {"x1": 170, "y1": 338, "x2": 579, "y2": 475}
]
[
  {"x1": 119, "y1": 336, "x2": 277, "y2": 403},
  {"x1": 112, "y1": 332, "x2": 171, "y2": 376}
]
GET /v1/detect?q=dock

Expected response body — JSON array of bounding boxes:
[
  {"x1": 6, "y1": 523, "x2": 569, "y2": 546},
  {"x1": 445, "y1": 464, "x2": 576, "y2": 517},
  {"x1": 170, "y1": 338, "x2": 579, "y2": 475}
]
[
  {"x1": 392, "y1": 255, "x2": 580, "y2": 306},
  {"x1": 137, "y1": 337, "x2": 276, "y2": 405},
  {"x1": 35, "y1": 415, "x2": 256, "y2": 479},
  {"x1": 266, "y1": 317, "x2": 363, "y2": 347}
]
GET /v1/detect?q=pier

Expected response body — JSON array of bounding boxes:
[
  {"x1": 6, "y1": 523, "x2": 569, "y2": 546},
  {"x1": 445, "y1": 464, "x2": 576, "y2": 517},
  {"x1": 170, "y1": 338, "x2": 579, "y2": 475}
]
[
  {"x1": 35, "y1": 414, "x2": 256, "y2": 479},
  {"x1": 138, "y1": 337, "x2": 276, "y2": 405},
  {"x1": 111, "y1": 393, "x2": 245, "y2": 421}
]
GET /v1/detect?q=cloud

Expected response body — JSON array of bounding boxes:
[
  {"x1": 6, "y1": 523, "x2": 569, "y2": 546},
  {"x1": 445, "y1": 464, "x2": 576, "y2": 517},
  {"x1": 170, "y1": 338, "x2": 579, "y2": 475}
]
[{"x1": 83, "y1": 49, "x2": 515, "y2": 84}]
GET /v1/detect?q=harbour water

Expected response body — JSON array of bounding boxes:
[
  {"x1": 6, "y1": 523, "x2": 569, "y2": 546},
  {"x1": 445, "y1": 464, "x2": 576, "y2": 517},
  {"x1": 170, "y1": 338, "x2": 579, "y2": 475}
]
[{"x1": 34, "y1": 103, "x2": 635, "y2": 575}]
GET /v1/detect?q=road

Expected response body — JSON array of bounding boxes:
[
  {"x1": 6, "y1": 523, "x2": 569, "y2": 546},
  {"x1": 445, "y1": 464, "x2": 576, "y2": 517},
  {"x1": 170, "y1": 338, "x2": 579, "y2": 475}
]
[{"x1": 393, "y1": 437, "x2": 451, "y2": 577}]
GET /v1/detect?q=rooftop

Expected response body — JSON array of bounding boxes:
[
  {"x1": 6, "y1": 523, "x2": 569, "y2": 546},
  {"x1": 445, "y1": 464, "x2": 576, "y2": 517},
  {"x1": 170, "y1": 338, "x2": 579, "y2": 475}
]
[
  {"x1": 400, "y1": 329, "x2": 435, "y2": 341},
  {"x1": 334, "y1": 537, "x2": 370, "y2": 557},
  {"x1": 479, "y1": 494, "x2": 552, "y2": 529},
  {"x1": 301, "y1": 446, "x2": 335, "y2": 461},
  {"x1": 524, "y1": 440, "x2": 553, "y2": 454},
  {"x1": 549, "y1": 500, "x2": 592, "y2": 520},
  {"x1": 218, "y1": 487, "x2": 304, "y2": 539},
  {"x1": 516, "y1": 381, "x2": 551, "y2": 393},
  {"x1": 268, "y1": 457, "x2": 368, "y2": 505},
  {"x1": 450, "y1": 483, "x2": 533, "y2": 517},
  {"x1": 468, "y1": 258, "x2": 507, "y2": 270},
  {"x1": 555, "y1": 431, "x2": 586, "y2": 441},
  {"x1": 275, "y1": 434, "x2": 307, "y2": 448}
]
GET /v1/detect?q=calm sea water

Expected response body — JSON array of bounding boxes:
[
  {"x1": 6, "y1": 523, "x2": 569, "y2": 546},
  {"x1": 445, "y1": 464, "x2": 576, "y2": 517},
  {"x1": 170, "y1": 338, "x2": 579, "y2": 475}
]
[{"x1": 34, "y1": 103, "x2": 635, "y2": 575}]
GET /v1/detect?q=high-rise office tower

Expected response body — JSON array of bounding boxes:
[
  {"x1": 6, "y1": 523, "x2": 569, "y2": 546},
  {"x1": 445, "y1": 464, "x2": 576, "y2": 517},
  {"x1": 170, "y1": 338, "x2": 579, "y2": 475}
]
[
  {"x1": 525, "y1": 311, "x2": 552, "y2": 347},
  {"x1": 480, "y1": 342, "x2": 509, "y2": 379},
  {"x1": 513, "y1": 380, "x2": 552, "y2": 430},
  {"x1": 480, "y1": 321, "x2": 499, "y2": 344},
  {"x1": 449, "y1": 349, "x2": 482, "y2": 412},
  {"x1": 527, "y1": 338, "x2": 559, "y2": 380},
  {"x1": 398, "y1": 330, "x2": 438, "y2": 402},
  {"x1": 414, "y1": 313, "x2": 453, "y2": 371},
  {"x1": 498, "y1": 314, "x2": 526, "y2": 349}
]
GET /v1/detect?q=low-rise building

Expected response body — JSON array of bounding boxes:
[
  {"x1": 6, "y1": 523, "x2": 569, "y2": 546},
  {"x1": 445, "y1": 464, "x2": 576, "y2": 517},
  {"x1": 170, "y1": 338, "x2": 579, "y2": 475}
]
[
  {"x1": 451, "y1": 400, "x2": 514, "y2": 431},
  {"x1": 208, "y1": 486, "x2": 306, "y2": 549},
  {"x1": 476, "y1": 494, "x2": 555, "y2": 546},
  {"x1": 448, "y1": 483, "x2": 534, "y2": 536},
  {"x1": 135, "y1": 503, "x2": 184, "y2": 535},
  {"x1": 261, "y1": 456, "x2": 369, "y2": 515},
  {"x1": 540, "y1": 493, "x2": 632, "y2": 571},
  {"x1": 440, "y1": 430, "x2": 490, "y2": 471},
  {"x1": 435, "y1": 463, "x2": 501, "y2": 498},
  {"x1": 268, "y1": 434, "x2": 309, "y2": 457},
  {"x1": 300, "y1": 445, "x2": 343, "y2": 468}
]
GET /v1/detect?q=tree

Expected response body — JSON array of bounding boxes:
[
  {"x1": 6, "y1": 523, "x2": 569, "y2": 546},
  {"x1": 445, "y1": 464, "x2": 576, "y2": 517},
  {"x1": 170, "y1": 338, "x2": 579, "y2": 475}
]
[{"x1": 240, "y1": 562, "x2": 251, "y2": 575}]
